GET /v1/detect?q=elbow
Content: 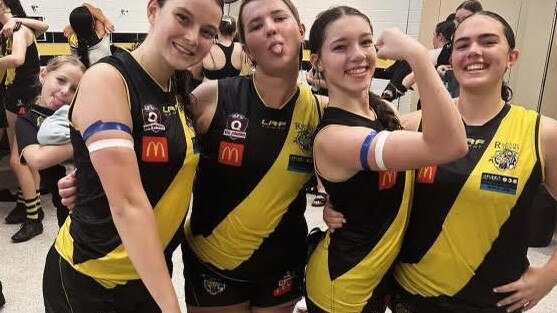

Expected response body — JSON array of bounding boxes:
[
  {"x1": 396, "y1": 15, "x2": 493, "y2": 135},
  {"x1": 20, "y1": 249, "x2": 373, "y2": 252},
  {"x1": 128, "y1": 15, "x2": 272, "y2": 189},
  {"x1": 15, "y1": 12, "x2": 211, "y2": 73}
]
[
  {"x1": 13, "y1": 58, "x2": 25, "y2": 68},
  {"x1": 439, "y1": 139, "x2": 468, "y2": 164}
]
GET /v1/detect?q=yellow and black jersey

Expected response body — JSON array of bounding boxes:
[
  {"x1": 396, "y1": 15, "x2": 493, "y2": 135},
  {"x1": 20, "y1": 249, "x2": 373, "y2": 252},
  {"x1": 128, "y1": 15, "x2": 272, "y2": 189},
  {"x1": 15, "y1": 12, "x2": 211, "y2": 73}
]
[
  {"x1": 395, "y1": 104, "x2": 542, "y2": 307},
  {"x1": 3, "y1": 38, "x2": 40, "y2": 88},
  {"x1": 186, "y1": 76, "x2": 320, "y2": 279},
  {"x1": 306, "y1": 107, "x2": 413, "y2": 313},
  {"x1": 55, "y1": 51, "x2": 200, "y2": 288}
]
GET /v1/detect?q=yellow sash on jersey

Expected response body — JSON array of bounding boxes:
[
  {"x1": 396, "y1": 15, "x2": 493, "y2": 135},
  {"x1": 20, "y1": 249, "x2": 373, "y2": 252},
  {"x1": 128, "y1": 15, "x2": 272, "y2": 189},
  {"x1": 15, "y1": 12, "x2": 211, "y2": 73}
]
[
  {"x1": 185, "y1": 86, "x2": 320, "y2": 270},
  {"x1": 55, "y1": 107, "x2": 199, "y2": 288},
  {"x1": 307, "y1": 171, "x2": 414, "y2": 313},
  {"x1": 5, "y1": 38, "x2": 39, "y2": 85},
  {"x1": 395, "y1": 105, "x2": 540, "y2": 297}
]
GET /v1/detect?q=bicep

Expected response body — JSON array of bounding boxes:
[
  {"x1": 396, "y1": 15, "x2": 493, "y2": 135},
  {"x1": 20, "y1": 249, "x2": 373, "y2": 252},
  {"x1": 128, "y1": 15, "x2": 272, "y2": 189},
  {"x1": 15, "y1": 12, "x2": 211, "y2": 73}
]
[{"x1": 541, "y1": 117, "x2": 557, "y2": 199}]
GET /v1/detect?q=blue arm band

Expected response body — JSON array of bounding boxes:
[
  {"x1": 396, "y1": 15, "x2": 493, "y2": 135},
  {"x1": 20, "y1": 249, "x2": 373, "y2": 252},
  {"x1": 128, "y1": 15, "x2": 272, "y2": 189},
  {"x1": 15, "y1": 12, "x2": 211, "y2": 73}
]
[
  {"x1": 360, "y1": 131, "x2": 377, "y2": 171},
  {"x1": 82, "y1": 121, "x2": 132, "y2": 142}
]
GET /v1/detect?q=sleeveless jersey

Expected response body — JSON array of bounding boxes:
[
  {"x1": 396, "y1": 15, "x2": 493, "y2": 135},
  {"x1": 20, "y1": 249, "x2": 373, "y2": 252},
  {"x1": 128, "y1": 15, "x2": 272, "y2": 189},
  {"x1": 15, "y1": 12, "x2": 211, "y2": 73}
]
[
  {"x1": 55, "y1": 51, "x2": 200, "y2": 288},
  {"x1": 306, "y1": 107, "x2": 413, "y2": 312},
  {"x1": 185, "y1": 76, "x2": 320, "y2": 278},
  {"x1": 395, "y1": 104, "x2": 542, "y2": 307},
  {"x1": 3, "y1": 38, "x2": 40, "y2": 88},
  {"x1": 203, "y1": 43, "x2": 241, "y2": 80}
]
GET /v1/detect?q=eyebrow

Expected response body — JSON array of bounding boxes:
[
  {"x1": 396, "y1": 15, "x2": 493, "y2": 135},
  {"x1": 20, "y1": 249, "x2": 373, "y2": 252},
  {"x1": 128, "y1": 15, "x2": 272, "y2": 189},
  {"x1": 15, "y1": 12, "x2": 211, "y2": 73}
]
[
  {"x1": 247, "y1": 9, "x2": 288, "y2": 26},
  {"x1": 176, "y1": 7, "x2": 218, "y2": 32},
  {"x1": 454, "y1": 33, "x2": 500, "y2": 44},
  {"x1": 329, "y1": 32, "x2": 372, "y2": 46}
]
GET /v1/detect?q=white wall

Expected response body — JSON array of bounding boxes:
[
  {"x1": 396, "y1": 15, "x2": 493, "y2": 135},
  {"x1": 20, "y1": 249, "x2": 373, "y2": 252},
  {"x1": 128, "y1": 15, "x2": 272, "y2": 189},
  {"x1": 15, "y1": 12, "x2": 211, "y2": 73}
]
[{"x1": 20, "y1": 0, "x2": 423, "y2": 37}]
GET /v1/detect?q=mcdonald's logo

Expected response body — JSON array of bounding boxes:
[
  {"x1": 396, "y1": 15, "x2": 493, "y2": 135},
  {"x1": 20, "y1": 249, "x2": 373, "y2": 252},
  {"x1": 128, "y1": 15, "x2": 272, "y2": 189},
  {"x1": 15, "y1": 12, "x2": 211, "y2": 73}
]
[
  {"x1": 417, "y1": 166, "x2": 438, "y2": 184},
  {"x1": 142, "y1": 136, "x2": 169, "y2": 163},
  {"x1": 218, "y1": 142, "x2": 244, "y2": 167},
  {"x1": 378, "y1": 170, "x2": 397, "y2": 190}
]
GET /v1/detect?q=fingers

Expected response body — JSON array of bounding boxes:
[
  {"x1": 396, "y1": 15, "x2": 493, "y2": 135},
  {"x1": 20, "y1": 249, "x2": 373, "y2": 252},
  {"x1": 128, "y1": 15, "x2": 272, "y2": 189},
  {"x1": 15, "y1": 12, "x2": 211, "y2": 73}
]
[
  {"x1": 61, "y1": 194, "x2": 77, "y2": 211},
  {"x1": 504, "y1": 298, "x2": 529, "y2": 313}
]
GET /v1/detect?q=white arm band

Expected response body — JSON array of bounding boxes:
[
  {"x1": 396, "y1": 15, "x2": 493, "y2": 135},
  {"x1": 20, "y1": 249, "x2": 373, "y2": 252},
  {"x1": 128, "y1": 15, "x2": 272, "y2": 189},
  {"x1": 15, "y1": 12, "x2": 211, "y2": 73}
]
[
  {"x1": 87, "y1": 138, "x2": 134, "y2": 153},
  {"x1": 374, "y1": 131, "x2": 391, "y2": 171}
]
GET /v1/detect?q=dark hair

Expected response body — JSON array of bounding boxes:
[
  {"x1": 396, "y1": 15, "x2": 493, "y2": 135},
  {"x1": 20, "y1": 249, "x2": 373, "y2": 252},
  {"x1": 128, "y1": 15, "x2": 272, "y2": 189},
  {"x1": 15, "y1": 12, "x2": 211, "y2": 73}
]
[
  {"x1": 446, "y1": 13, "x2": 456, "y2": 22},
  {"x1": 435, "y1": 20, "x2": 456, "y2": 42},
  {"x1": 309, "y1": 6, "x2": 401, "y2": 131},
  {"x1": 69, "y1": 6, "x2": 97, "y2": 68},
  {"x1": 219, "y1": 16, "x2": 236, "y2": 37},
  {"x1": 238, "y1": 0, "x2": 301, "y2": 44},
  {"x1": 155, "y1": 0, "x2": 224, "y2": 119},
  {"x1": 455, "y1": 11, "x2": 515, "y2": 101},
  {"x1": 456, "y1": 0, "x2": 483, "y2": 13},
  {"x1": 3, "y1": 0, "x2": 26, "y2": 17}
]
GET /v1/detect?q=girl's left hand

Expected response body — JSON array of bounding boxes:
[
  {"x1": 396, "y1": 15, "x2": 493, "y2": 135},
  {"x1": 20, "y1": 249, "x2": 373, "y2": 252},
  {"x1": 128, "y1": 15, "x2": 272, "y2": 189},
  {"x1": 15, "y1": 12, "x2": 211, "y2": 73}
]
[{"x1": 494, "y1": 266, "x2": 557, "y2": 312}]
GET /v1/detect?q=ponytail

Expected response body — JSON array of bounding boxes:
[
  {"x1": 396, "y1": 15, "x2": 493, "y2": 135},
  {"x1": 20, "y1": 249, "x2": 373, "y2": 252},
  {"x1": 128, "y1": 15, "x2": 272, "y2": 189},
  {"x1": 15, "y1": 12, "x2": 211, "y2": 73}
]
[
  {"x1": 76, "y1": 39, "x2": 91, "y2": 68},
  {"x1": 369, "y1": 92, "x2": 402, "y2": 131}
]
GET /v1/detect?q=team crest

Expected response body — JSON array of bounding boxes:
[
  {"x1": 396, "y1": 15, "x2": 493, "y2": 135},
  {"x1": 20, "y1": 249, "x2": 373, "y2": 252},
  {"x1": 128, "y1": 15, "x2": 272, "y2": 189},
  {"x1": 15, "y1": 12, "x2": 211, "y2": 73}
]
[
  {"x1": 490, "y1": 148, "x2": 519, "y2": 171},
  {"x1": 294, "y1": 123, "x2": 314, "y2": 152},
  {"x1": 203, "y1": 277, "x2": 226, "y2": 296}
]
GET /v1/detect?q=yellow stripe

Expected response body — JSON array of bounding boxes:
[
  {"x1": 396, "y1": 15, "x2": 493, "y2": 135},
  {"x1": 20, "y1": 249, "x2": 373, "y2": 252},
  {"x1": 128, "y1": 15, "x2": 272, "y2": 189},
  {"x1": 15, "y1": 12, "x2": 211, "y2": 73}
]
[
  {"x1": 55, "y1": 106, "x2": 198, "y2": 288},
  {"x1": 307, "y1": 171, "x2": 414, "y2": 312},
  {"x1": 186, "y1": 86, "x2": 319, "y2": 270},
  {"x1": 395, "y1": 105, "x2": 539, "y2": 297}
]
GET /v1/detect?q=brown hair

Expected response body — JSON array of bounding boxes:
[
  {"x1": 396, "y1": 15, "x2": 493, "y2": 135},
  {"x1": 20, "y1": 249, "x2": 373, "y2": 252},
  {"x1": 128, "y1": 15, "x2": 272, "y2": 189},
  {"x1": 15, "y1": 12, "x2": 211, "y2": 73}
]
[
  {"x1": 237, "y1": 0, "x2": 301, "y2": 44},
  {"x1": 309, "y1": 6, "x2": 402, "y2": 131}
]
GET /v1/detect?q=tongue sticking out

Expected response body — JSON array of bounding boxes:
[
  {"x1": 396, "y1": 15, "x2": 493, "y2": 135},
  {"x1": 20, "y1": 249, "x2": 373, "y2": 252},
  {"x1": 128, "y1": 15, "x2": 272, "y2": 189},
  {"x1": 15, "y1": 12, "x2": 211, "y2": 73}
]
[{"x1": 270, "y1": 44, "x2": 283, "y2": 55}]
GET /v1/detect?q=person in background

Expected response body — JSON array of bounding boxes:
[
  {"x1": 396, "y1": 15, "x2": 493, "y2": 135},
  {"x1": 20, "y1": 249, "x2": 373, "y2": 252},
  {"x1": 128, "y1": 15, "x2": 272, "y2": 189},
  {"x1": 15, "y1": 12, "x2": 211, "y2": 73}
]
[
  {"x1": 16, "y1": 56, "x2": 85, "y2": 229},
  {"x1": 64, "y1": 3, "x2": 115, "y2": 67},
  {"x1": 0, "y1": 0, "x2": 47, "y2": 242},
  {"x1": 202, "y1": 15, "x2": 243, "y2": 80}
]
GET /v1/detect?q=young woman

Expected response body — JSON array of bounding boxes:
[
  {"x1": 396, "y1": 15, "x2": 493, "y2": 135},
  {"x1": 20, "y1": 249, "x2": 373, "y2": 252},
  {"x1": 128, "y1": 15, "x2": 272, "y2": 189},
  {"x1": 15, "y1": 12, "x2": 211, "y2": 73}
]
[
  {"x1": 65, "y1": 4, "x2": 114, "y2": 68},
  {"x1": 202, "y1": 15, "x2": 244, "y2": 79},
  {"x1": 42, "y1": 0, "x2": 223, "y2": 312},
  {"x1": 325, "y1": 11, "x2": 557, "y2": 313},
  {"x1": 304, "y1": 6, "x2": 467, "y2": 313},
  {"x1": 0, "y1": 0, "x2": 46, "y2": 242},
  {"x1": 16, "y1": 56, "x2": 85, "y2": 229},
  {"x1": 182, "y1": 1, "x2": 321, "y2": 312}
]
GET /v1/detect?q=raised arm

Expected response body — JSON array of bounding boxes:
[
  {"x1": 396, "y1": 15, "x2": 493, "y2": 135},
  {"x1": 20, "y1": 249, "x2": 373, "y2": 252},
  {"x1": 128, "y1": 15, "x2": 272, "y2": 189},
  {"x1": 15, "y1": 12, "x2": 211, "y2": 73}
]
[
  {"x1": 314, "y1": 29, "x2": 467, "y2": 181},
  {"x1": 0, "y1": 25, "x2": 34, "y2": 69},
  {"x1": 83, "y1": 2, "x2": 115, "y2": 35},
  {"x1": 71, "y1": 64, "x2": 181, "y2": 313},
  {"x1": 1, "y1": 17, "x2": 49, "y2": 38}
]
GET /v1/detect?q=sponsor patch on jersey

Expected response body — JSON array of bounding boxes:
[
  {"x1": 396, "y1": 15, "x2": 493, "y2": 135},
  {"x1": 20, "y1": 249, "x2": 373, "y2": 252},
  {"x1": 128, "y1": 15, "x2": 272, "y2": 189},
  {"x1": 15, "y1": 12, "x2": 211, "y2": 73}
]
[
  {"x1": 162, "y1": 104, "x2": 178, "y2": 117},
  {"x1": 287, "y1": 155, "x2": 313, "y2": 173},
  {"x1": 202, "y1": 276, "x2": 226, "y2": 296},
  {"x1": 379, "y1": 170, "x2": 398, "y2": 190},
  {"x1": 218, "y1": 141, "x2": 244, "y2": 167},
  {"x1": 416, "y1": 166, "x2": 438, "y2": 184},
  {"x1": 272, "y1": 271, "x2": 295, "y2": 297},
  {"x1": 142, "y1": 136, "x2": 169, "y2": 163},
  {"x1": 467, "y1": 138, "x2": 486, "y2": 149},
  {"x1": 261, "y1": 119, "x2": 288, "y2": 130},
  {"x1": 480, "y1": 173, "x2": 518, "y2": 195},
  {"x1": 142, "y1": 104, "x2": 166, "y2": 133},
  {"x1": 293, "y1": 122, "x2": 314, "y2": 152},
  {"x1": 490, "y1": 142, "x2": 519, "y2": 171},
  {"x1": 223, "y1": 113, "x2": 248, "y2": 140}
]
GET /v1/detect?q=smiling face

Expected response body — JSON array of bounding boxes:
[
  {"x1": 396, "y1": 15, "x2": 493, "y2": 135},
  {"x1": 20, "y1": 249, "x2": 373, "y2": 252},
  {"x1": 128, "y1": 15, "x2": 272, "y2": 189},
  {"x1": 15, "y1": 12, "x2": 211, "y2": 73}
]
[
  {"x1": 451, "y1": 14, "x2": 519, "y2": 96},
  {"x1": 239, "y1": 0, "x2": 304, "y2": 74},
  {"x1": 39, "y1": 63, "x2": 84, "y2": 110},
  {"x1": 315, "y1": 14, "x2": 376, "y2": 97},
  {"x1": 147, "y1": 0, "x2": 222, "y2": 71}
]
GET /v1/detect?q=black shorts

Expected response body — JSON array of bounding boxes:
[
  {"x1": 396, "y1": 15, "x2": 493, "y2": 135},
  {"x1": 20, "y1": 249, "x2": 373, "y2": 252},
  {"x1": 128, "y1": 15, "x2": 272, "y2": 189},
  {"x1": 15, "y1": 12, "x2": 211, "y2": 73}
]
[
  {"x1": 43, "y1": 246, "x2": 160, "y2": 313},
  {"x1": 4, "y1": 86, "x2": 39, "y2": 115},
  {"x1": 182, "y1": 241, "x2": 303, "y2": 308},
  {"x1": 0, "y1": 108, "x2": 6, "y2": 128},
  {"x1": 390, "y1": 285, "x2": 520, "y2": 313}
]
